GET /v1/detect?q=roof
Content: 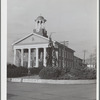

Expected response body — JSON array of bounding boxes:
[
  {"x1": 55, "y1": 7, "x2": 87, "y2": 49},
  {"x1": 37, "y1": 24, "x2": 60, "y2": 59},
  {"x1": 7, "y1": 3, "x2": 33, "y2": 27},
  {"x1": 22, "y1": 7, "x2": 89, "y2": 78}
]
[
  {"x1": 12, "y1": 32, "x2": 49, "y2": 46},
  {"x1": 55, "y1": 41, "x2": 75, "y2": 52},
  {"x1": 12, "y1": 31, "x2": 74, "y2": 53},
  {"x1": 35, "y1": 16, "x2": 46, "y2": 22},
  {"x1": 37, "y1": 16, "x2": 44, "y2": 19},
  {"x1": 74, "y1": 56, "x2": 83, "y2": 60}
]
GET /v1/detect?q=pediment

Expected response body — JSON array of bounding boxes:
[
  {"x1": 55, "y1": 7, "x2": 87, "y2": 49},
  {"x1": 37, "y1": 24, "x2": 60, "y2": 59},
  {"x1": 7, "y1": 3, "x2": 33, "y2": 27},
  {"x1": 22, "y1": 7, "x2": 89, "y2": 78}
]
[{"x1": 13, "y1": 33, "x2": 49, "y2": 45}]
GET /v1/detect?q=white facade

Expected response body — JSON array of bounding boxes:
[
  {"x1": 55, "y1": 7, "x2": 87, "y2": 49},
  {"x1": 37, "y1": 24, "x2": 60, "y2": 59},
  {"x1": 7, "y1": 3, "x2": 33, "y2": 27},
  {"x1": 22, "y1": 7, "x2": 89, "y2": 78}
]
[{"x1": 12, "y1": 33, "x2": 49, "y2": 68}]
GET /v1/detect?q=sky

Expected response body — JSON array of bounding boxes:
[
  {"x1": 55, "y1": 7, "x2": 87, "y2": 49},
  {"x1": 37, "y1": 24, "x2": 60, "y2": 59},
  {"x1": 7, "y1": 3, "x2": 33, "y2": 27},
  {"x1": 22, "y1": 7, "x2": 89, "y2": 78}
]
[{"x1": 7, "y1": 0, "x2": 97, "y2": 63}]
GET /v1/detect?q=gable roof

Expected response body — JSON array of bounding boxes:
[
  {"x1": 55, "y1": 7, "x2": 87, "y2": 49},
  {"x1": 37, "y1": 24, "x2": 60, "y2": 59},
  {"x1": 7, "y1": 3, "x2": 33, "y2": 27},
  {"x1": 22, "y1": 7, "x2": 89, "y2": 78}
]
[
  {"x1": 12, "y1": 32, "x2": 49, "y2": 45},
  {"x1": 74, "y1": 56, "x2": 83, "y2": 60},
  {"x1": 55, "y1": 41, "x2": 75, "y2": 52}
]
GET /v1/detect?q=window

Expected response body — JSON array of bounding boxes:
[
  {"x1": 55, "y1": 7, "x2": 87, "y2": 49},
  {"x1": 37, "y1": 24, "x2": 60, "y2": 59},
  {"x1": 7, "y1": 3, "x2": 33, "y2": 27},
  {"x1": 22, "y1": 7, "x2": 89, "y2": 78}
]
[
  {"x1": 59, "y1": 59, "x2": 61, "y2": 67},
  {"x1": 66, "y1": 51, "x2": 67, "y2": 58},
  {"x1": 37, "y1": 21, "x2": 39, "y2": 23},
  {"x1": 72, "y1": 62, "x2": 73, "y2": 67},
  {"x1": 62, "y1": 49, "x2": 64, "y2": 57},
  {"x1": 69, "y1": 53, "x2": 70, "y2": 59},
  {"x1": 67, "y1": 52, "x2": 69, "y2": 59},
  {"x1": 65, "y1": 51, "x2": 66, "y2": 58},
  {"x1": 70, "y1": 62, "x2": 71, "y2": 67},
  {"x1": 67, "y1": 61, "x2": 68, "y2": 67},
  {"x1": 65, "y1": 60, "x2": 66, "y2": 66},
  {"x1": 40, "y1": 21, "x2": 42, "y2": 24},
  {"x1": 69, "y1": 53, "x2": 71, "y2": 59},
  {"x1": 66, "y1": 61, "x2": 67, "y2": 67},
  {"x1": 71, "y1": 55, "x2": 73, "y2": 60},
  {"x1": 59, "y1": 48, "x2": 61, "y2": 56},
  {"x1": 69, "y1": 62, "x2": 70, "y2": 67}
]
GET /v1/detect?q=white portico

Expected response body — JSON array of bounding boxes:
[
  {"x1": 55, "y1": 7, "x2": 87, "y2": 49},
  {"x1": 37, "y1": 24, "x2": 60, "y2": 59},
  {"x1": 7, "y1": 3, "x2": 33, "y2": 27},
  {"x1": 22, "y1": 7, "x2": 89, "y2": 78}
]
[{"x1": 12, "y1": 33, "x2": 49, "y2": 68}]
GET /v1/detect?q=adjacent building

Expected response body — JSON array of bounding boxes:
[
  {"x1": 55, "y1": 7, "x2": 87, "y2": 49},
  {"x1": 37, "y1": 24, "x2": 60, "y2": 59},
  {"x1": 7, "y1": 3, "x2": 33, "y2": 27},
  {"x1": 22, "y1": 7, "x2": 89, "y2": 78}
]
[
  {"x1": 74, "y1": 56, "x2": 83, "y2": 67},
  {"x1": 55, "y1": 42, "x2": 74, "y2": 68}
]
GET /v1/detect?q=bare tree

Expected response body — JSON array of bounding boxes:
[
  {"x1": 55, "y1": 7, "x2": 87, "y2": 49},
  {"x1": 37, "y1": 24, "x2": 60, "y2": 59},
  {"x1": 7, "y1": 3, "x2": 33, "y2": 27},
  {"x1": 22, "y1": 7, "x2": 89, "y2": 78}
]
[{"x1": 85, "y1": 47, "x2": 97, "y2": 69}]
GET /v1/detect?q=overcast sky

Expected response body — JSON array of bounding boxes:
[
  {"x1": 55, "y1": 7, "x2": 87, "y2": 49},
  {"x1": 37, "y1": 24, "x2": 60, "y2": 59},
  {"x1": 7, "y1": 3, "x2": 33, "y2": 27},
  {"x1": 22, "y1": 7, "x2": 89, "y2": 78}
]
[{"x1": 7, "y1": 0, "x2": 97, "y2": 62}]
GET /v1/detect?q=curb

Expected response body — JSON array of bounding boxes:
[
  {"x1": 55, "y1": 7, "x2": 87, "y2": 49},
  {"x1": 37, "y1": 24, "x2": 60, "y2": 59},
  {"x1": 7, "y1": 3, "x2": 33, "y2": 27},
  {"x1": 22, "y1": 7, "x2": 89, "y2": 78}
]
[{"x1": 7, "y1": 78, "x2": 96, "y2": 84}]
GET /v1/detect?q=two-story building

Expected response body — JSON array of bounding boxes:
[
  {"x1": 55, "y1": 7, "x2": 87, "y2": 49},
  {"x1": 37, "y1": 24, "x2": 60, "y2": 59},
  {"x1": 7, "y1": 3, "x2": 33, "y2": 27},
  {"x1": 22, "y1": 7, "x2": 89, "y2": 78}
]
[{"x1": 12, "y1": 16, "x2": 75, "y2": 69}]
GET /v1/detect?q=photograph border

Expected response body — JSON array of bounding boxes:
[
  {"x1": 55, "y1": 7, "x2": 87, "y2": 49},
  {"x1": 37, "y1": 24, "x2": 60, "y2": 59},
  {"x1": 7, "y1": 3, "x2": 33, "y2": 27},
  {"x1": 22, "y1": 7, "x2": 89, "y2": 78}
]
[{"x1": 1, "y1": 0, "x2": 99, "y2": 100}]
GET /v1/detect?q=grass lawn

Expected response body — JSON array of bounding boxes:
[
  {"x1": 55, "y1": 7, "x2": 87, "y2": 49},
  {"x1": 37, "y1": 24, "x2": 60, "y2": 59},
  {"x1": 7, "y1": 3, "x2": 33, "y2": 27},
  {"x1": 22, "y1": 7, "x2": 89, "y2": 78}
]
[{"x1": 7, "y1": 82, "x2": 96, "y2": 100}]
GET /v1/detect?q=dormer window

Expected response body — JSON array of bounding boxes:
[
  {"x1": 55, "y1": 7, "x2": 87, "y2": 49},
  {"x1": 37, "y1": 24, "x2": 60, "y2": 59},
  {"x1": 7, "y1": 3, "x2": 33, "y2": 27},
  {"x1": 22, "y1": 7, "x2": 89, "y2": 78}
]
[
  {"x1": 37, "y1": 21, "x2": 39, "y2": 23},
  {"x1": 40, "y1": 21, "x2": 42, "y2": 24}
]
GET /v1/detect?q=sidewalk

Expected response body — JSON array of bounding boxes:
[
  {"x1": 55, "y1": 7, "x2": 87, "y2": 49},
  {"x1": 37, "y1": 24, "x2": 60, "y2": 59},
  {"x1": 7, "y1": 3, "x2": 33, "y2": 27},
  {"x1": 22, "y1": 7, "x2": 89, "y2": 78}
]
[{"x1": 7, "y1": 77, "x2": 96, "y2": 84}]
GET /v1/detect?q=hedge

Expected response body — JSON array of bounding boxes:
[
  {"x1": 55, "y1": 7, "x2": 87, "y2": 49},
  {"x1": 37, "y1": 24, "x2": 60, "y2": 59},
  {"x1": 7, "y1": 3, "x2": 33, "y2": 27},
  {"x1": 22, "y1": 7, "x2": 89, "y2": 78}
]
[
  {"x1": 7, "y1": 63, "x2": 96, "y2": 79},
  {"x1": 7, "y1": 64, "x2": 28, "y2": 78}
]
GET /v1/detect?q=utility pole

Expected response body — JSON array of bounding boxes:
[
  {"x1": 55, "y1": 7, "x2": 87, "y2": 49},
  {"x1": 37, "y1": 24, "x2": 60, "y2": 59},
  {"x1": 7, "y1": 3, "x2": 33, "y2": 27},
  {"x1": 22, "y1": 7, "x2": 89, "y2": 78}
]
[
  {"x1": 94, "y1": 48, "x2": 96, "y2": 68},
  {"x1": 83, "y1": 50, "x2": 87, "y2": 64}
]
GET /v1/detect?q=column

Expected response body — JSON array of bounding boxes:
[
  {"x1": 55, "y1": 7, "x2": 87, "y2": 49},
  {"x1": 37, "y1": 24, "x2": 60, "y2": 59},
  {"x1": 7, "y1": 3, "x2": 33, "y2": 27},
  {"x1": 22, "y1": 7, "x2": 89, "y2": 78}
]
[
  {"x1": 28, "y1": 48, "x2": 31, "y2": 68},
  {"x1": 36, "y1": 48, "x2": 38, "y2": 67},
  {"x1": 21, "y1": 49, "x2": 23, "y2": 66},
  {"x1": 14, "y1": 49, "x2": 16, "y2": 65},
  {"x1": 43, "y1": 47, "x2": 46, "y2": 67}
]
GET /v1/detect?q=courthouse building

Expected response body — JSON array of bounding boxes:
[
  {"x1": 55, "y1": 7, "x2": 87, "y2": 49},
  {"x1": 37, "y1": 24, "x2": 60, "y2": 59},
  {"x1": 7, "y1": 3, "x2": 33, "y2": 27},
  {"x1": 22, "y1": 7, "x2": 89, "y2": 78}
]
[{"x1": 12, "y1": 16, "x2": 75, "y2": 68}]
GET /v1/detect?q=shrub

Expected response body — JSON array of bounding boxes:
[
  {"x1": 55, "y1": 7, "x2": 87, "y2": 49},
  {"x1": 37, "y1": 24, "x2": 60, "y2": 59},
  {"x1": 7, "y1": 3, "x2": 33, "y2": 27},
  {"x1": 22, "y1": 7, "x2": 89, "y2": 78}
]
[
  {"x1": 58, "y1": 73, "x2": 78, "y2": 80},
  {"x1": 7, "y1": 64, "x2": 28, "y2": 78},
  {"x1": 29, "y1": 67, "x2": 41, "y2": 75},
  {"x1": 82, "y1": 68, "x2": 96, "y2": 79},
  {"x1": 7, "y1": 63, "x2": 17, "y2": 69},
  {"x1": 58, "y1": 74, "x2": 70, "y2": 80},
  {"x1": 29, "y1": 66, "x2": 44, "y2": 75},
  {"x1": 60, "y1": 67, "x2": 69, "y2": 76},
  {"x1": 17, "y1": 67, "x2": 28, "y2": 76},
  {"x1": 38, "y1": 65, "x2": 44, "y2": 70},
  {"x1": 58, "y1": 67, "x2": 78, "y2": 80},
  {"x1": 70, "y1": 66, "x2": 96, "y2": 79},
  {"x1": 39, "y1": 66, "x2": 61, "y2": 79}
]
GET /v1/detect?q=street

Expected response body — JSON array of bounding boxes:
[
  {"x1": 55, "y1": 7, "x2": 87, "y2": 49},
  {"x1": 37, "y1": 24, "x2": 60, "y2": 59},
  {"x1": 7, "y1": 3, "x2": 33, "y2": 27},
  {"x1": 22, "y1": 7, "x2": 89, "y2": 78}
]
[{"x1": 7, "y1": 82, "x2": 96, "y2": 100}]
